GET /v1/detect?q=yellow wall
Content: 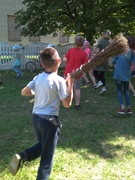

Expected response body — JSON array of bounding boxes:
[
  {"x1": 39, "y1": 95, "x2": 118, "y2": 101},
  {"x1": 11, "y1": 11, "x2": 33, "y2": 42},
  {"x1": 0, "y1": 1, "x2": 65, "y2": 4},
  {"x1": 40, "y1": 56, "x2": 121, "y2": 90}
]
[{"x1": 0, "y1": 0, "x2": 74, "y2": 45}]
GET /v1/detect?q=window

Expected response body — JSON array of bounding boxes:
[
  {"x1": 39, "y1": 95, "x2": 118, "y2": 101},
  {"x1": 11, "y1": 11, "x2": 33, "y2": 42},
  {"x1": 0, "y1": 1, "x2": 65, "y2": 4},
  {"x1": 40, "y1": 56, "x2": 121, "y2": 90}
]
[{"x1": 8, "y1": 15, "x2": 21, "y2": 41}]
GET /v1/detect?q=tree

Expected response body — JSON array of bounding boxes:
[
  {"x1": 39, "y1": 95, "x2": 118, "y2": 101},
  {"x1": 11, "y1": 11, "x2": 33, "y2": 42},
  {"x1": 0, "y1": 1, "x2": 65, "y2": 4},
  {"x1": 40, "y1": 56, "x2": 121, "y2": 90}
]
[{"x1": 16, "y1": 0, "x2": 135, "y2": 44}]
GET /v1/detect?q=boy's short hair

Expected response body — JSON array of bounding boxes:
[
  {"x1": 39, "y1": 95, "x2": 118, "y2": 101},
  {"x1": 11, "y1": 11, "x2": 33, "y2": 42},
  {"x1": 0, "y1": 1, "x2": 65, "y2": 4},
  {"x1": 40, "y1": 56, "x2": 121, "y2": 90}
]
[
  {"x1": 102, "y1": 30, "x2": 111, "y2": 38},
  {"x1": 127, "y1": 36, "x2": 135, "y2": 50},
  {"x1": 40, "y1": 47, "x2": 60, "y2": 68},
  {"x1": 75, "y1": 35, "x2": 85, "y2": 47}
]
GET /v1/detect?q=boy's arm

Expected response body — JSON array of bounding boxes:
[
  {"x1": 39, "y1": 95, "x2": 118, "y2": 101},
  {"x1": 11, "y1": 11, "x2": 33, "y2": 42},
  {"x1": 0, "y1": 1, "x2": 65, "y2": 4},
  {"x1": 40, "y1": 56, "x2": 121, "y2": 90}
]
[
  {"x1": 63, "y1": 56, "x2": 68, "y2": 62},
  {"x1": 61, "y1": 74, "x2": 74, "y2": 108},
  {"x1": 95, "y1": 47, "x2": 100, "y2": 54},
  {"x1": 21, "y1": 86, "x2": 35, "y2": 96}
]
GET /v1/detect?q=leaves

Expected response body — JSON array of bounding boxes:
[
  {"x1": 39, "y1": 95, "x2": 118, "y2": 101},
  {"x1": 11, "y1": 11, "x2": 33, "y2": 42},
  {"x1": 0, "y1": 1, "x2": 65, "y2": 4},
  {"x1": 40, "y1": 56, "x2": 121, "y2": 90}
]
[{"x1": 15, "y1": 0, "x2": 135, "y2": 44}]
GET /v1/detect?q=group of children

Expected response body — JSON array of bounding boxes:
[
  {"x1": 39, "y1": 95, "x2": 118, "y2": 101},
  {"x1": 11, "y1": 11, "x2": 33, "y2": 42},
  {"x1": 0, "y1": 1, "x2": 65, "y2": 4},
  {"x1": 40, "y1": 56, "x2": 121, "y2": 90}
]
[
  {"x1": 63, "y1": 32, "x2": 135, "y2": 115},
  {"x1": 63, "y1": 31, "x2": 112, "y2": 109},
  {"x1": 8, "y1": 33, "x2": 135, "y2": 179}
]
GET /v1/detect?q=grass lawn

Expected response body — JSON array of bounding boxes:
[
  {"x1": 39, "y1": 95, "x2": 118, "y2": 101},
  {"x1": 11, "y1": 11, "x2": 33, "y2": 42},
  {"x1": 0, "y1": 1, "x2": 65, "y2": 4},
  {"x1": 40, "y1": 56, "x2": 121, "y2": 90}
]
[{"x1": 0, "y1": 68, "x2": 135, "y2": 180}]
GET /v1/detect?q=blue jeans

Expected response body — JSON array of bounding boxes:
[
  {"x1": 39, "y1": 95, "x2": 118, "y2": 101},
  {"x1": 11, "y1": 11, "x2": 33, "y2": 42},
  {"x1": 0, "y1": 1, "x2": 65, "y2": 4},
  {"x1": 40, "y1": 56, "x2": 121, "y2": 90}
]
[
  {"x1": 115, "y1": 80, "x2": 131, "y2": 107},
  {"x1": 12, "y1": 65, "x2": 23, "y2": 77},
  {"x1": 22, "y1": 114, "x2": 60, "y2": 180}
]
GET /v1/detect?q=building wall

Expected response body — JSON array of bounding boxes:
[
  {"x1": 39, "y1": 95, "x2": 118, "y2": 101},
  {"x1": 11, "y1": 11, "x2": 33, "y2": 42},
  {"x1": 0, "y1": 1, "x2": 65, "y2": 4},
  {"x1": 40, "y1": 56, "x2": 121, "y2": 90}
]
[
  {"x1": 0, "y1": 0, "x2": 22, "y2": 43},
  {"x1": 0, "y1": 0, "x2": 74, "y2": 45}
]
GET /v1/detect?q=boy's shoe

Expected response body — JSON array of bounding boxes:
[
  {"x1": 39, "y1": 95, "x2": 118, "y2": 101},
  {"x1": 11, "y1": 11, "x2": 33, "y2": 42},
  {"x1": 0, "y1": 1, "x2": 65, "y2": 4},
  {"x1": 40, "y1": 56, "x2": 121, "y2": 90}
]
[
  {"x1": 99, "y1": 87, "x2": 106, "y2": 95},
  {"x1": 117, "y1": 108, "x2": 126, "y2": 115},
  {"x1": 76, "y1": 105, "x2": 81, "y2": 110},
  {"x1": 94, "y1": 85, "x2": 97, "y2": 89},
  {"x1": 127, "y1": 108, "x2": 133, "y2": 115},
  {"x1": 9, "y1": 154, "x2": 23, "y2": 176},
  {"x1": 85, "y1": 81, "x2": 91, "y2": 86},
  {"x1": 95, "y1": 81, "x2": 103, "y2": 89}
]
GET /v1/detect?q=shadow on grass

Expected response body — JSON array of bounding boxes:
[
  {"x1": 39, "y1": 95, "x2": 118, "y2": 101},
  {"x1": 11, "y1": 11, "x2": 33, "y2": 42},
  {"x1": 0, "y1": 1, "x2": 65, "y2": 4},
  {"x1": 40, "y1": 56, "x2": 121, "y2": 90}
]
[
  {"x1": 58, "y1": 76, "x2": 135, "y2": 161},
  {"x1": 59, "y1": 106, "x2": 135, "y2": 161},
  {"x1": 0, "y1": 69, "x2": 135, "y2": 174}
]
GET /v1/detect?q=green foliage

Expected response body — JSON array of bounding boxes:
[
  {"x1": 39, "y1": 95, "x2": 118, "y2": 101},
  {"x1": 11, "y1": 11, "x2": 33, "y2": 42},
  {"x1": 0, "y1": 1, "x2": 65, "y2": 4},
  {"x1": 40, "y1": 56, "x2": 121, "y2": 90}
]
[{"x1": 16, "y1": 0, "x2": 135, "y2": 44}]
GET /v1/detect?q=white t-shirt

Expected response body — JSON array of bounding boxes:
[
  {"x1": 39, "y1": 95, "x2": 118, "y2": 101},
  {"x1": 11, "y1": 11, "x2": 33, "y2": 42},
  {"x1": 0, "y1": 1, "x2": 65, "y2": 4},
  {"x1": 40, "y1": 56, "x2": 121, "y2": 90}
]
[{"x1": 27, "y1": 72, "x2": 69, "y2": 116}]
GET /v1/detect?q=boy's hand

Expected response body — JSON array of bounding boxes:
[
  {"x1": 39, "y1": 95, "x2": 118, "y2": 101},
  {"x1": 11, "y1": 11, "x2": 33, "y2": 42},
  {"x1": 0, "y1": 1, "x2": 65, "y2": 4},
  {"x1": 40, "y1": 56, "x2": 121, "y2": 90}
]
[
  {"x1": 66, "y1": 73, "x2": 74, "y2": 97},
  {"x1": 66, "y1": 73, "x2": 74, "y2": 85},
  {"x1": 62, "y1": 73, "x2": 74, "y2": 108}
]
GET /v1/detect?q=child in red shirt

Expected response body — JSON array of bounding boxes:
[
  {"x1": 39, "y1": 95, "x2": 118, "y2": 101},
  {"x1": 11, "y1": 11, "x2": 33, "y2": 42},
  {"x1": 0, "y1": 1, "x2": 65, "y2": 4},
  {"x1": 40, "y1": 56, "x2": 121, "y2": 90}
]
[{"x1": 63, "y1": 35, "x2": 88, "y2": 110}]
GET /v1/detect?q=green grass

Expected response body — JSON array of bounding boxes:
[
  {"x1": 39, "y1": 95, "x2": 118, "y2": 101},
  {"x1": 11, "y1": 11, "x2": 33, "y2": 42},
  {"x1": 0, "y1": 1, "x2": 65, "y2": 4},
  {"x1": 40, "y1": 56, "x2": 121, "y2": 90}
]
[{"x1": 0, "y1": 69, "x2": 135, "y2": 180}]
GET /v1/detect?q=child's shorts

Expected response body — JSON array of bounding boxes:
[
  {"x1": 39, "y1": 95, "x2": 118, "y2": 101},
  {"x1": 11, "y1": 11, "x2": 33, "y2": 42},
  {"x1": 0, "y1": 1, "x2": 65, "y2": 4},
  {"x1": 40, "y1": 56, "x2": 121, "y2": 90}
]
[{"x1": 74, "y1": 78, "x2": 82, "y2": 89}]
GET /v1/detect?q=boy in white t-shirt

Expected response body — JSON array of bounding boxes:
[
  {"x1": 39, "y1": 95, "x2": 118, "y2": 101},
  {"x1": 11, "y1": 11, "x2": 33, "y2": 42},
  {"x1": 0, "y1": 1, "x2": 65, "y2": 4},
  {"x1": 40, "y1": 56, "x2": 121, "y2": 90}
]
[{"x1": 9, "y1": 47, "x2": 74, "y2": 180}]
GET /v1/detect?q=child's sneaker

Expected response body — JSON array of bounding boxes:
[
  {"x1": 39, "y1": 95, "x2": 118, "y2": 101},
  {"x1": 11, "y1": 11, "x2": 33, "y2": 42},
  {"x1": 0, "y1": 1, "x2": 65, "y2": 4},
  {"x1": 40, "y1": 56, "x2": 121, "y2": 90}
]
[
  {"x1": 95, "y1": 81, "x2": 103, "y2": 89},
  {"x1": 99, "y1": 87, "x2": 106, "y2": 95},
  {"x1": 117, "y1": 108, "x2": 126, "y2": 115},
  {"x1": 127, "y1": 108, "x2": 133, "y2": 115},
  {"x1": 94, "y1": 85, "x2": 97, "y2": 89},
  {"x1": 9, "y1": 154, "x2": 23, "y2": 176},
  {"x1": 85, "y1": 81, "x2": 91, "y2": 86},
  {"x1": 76, "y1": 105, "x2": 81, "y2": 110}
]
